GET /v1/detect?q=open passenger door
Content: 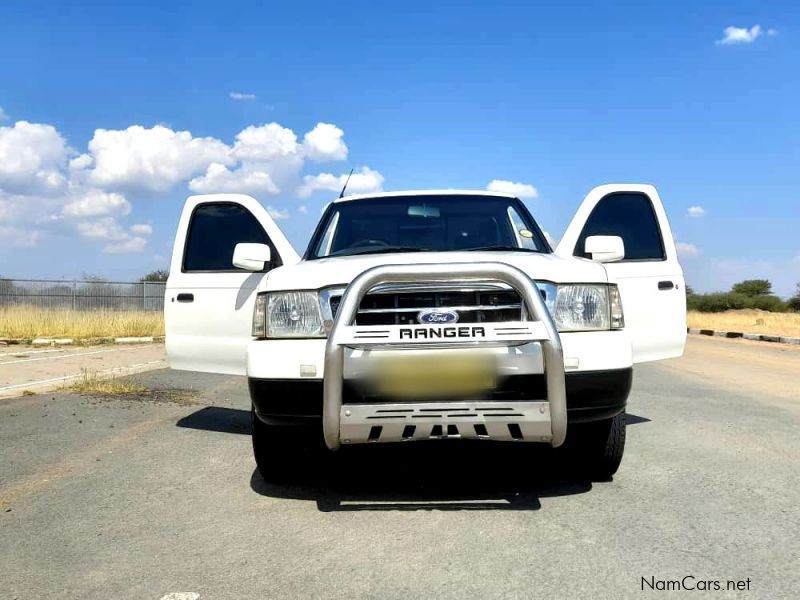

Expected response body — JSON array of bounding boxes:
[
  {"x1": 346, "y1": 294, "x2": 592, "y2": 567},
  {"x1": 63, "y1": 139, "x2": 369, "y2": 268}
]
[
  {"x1": 556, "y1": 184, "x2": 686, "y2": 363},
  {"x1": 165, "y1": 194, "x2": 300, "y2": 375}
]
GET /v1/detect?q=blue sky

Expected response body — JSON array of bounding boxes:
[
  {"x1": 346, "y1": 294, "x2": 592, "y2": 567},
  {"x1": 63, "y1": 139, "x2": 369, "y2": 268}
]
[{"x1": 1, "y1": 0, "x2": 798, "y2": 295}]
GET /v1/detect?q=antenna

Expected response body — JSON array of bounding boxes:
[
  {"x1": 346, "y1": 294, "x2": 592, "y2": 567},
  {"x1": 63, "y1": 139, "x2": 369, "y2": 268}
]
[{"x1": 338, "y1": 168, "x2": 354, "y2": 198}]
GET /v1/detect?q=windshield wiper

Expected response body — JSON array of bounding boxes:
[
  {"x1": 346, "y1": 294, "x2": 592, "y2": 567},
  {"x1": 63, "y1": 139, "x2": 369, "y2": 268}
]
[
  {"x1": 329, "y1": 246, "x2": 431, "y2": 257},
  {"x1": 463, "y1": 245, "x2": 540, "y2": 252}
]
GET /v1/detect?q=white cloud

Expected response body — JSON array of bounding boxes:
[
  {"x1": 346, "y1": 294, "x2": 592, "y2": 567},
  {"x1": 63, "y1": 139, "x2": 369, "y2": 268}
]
[
  {"x1": 0, "y1": 225, "x2": 41, "y2": 247},
  {"x1": 486, "y1": 179, "x2": 539, "y2": 199},
  {"x1": 76, "y1": 216, "x2": 148, "y2": 253},
  {"x1": 0, "y1": 121, "x2": 68, "y2": 195},
  {"x1": 0, "y1": 107, "x2": 8, "y2": 121},
  {"x1": 298, "y1": 166, "x2": 384, "y2": 198},
  {"x1": 130, "y1": 223, "x2": 153, "y2": 236},
  {"x1": 69, "y1": 153, "x2": 92, "y2": 171},
  {"x1": 62, "y1": 189, "x2": 131, "y2": 218},
  {"x1": 229, "y1": 91, "x2": 256, "y2": 101},
  {"x1": 0, "y1": 117, "x2": 368, "y2": 255},
  {"x1": 79, "y1": 125, "x2": 232, "y2": 191},
  {"x1": 716, "y1": 25, "x2": 774, "y2": 45},
  {"x1": 104, "y1": 236, "x2": 147, "y2": 254},
  {"x1": 302, "y1": 122, "x2": 348, "y2": 162},
  {"x1": 676, "y1": 241, "x2": 701, "y2": 257},
  {"x1": 76, "y1": 217, "x2": 128, "y2": 240},
  {"x1": 267, "y1": 206, "x2": 289, "y2": 220},
  {"x1": 189, "y1": 162, "x2": 279, "y2": 196},
  {"x1": 298, "y1": 205, "x2": 308, "y2": 214},
  {"x1": 232, "y1": 123, "x2": 299, "y2": 162},
  {"x1": 687, "y1": 205, "x2": 706, "y2": 218}
]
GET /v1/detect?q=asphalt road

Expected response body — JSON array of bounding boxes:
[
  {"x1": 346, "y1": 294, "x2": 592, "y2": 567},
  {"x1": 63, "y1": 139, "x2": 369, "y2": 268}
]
[{"x1": 1, "y1": 336, "x2": 798, "y2": 599}]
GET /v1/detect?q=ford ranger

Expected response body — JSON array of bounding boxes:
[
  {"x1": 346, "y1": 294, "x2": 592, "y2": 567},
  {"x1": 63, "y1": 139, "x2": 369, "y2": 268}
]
[{"x1": 165, "y1": 185, "x2": 686, "y2": 480}]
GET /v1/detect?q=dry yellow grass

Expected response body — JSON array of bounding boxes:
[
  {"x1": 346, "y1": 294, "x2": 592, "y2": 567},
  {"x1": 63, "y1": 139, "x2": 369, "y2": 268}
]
[
  {"x1": 688, "y1": 309, "x2": 800, "y2": 338},
  {"x1": 67, "y1": 369, "x2": 149, "y2": 395},
  {"x1": 0, "y1": 306, "x2": 164, "y2": 340}
]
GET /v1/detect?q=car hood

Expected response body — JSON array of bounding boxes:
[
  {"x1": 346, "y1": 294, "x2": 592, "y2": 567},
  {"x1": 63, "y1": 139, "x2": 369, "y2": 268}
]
[{"x1": 265, "y1": 251, "x2": 607, "y2": 291}]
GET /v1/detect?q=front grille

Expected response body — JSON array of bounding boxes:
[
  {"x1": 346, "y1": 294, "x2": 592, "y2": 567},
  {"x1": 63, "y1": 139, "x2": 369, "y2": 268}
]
[{"x1": 329, "y1": 288, "x2": 523, "y2": 325}]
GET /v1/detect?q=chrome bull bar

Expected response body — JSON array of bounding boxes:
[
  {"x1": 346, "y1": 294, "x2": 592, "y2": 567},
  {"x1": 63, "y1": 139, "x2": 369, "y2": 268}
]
[{"x1": 322, "y1": 262, "x2": 567, "y2": 450}]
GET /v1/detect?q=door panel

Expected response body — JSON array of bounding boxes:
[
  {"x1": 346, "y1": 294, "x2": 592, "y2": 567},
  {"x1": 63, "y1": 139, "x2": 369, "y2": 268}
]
[
  {"x1": 165, "y1": 194, "x2": 299, "y2": 375},
  {"x1": 557, "y1": 184, "x2": 686, "y2": 363}
]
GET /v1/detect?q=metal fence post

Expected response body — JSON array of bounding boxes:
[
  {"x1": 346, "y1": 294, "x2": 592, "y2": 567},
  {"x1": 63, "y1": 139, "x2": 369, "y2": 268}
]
[
  {"x1": 142, "y1": 280, "x2": 147, "y2": 311},
  {"x1": 72, "y1": 280, "x2": 77, "y2": 310}
]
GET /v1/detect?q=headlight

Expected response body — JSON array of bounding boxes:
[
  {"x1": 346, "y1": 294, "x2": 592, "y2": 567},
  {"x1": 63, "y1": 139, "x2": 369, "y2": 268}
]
[
  {"x1": 253, "y1": 291, "x2": 325, "y2": 338},
  {"x1": 552, "y1": 284, "x2": 618, "y2": 332}
]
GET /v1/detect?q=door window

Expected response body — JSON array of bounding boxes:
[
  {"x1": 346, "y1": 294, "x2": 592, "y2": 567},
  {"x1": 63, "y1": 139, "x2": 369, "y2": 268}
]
[
  {"x1": 574, "y1": 193, "x2": 665, "y2": 261},
  {"x1": 183, "y1": 203, "x2": 278, "y2": 272}
]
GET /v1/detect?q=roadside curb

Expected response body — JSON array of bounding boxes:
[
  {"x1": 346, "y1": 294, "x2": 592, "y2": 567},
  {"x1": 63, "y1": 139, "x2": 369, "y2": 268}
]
[
  {"x1": 0, "y1": 336, "x2": 164, "y2": 347},
  {"x1": 687, "y1": 328, "x2": 800, "y2": 346}
]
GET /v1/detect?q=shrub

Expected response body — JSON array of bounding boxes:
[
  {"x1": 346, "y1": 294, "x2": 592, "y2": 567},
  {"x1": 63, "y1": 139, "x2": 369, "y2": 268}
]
[
  {"x1": 749, "y1": 295, "x2": 788, "y2": 312},
  {"x1": 686, "y1": 291, "x2": 787, "y2": 313}
]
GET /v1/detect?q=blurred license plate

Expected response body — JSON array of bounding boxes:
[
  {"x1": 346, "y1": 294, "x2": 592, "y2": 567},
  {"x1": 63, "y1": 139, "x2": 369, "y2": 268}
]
[{"x1": 375, "y1": 353, "x2": 496, "y2": 398}]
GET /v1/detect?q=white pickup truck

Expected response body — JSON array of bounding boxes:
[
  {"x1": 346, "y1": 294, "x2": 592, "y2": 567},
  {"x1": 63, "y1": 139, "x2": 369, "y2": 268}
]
[{"x1": 165, "y1": 185, "x2": 686, "y2": 480}]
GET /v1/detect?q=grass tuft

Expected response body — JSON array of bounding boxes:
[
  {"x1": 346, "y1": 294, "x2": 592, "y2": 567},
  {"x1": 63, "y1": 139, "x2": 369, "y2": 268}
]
[
  {"x1": 67, "y1": 369, "x2": 149, "y2": 396},
  {"x1": 0, "y1": 306, "x2": 164, "y2": 340}
]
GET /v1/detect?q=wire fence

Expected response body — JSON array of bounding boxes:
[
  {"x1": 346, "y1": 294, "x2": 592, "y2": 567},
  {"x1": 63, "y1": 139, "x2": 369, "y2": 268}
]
[{"x1": 0, "y1": 278, "x2": 166, "y2": 311}]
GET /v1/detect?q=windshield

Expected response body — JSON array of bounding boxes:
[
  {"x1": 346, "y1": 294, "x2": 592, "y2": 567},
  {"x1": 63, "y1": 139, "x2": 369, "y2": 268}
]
[{"x1": 306, "y1": 195, "x2": 550, "y2": 259}]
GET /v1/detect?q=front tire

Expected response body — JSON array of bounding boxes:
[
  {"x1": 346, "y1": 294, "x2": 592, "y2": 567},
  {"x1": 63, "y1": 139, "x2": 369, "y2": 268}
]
[{"x1": 569, "y1": 412, "x2": 626, "y2": 481}]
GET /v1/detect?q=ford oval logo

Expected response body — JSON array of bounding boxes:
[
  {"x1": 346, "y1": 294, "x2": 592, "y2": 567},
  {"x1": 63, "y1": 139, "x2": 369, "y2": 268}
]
[{"x1": 417, "y1": 309, "x2": 459, "y2": 324}]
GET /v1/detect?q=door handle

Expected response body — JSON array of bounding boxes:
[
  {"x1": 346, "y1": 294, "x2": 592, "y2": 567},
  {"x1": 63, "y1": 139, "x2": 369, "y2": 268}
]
[
  {"x1": 658, "y1": 281, "x2": 674, "y2": 291},
  {"x1": 176, "y1": 293, "x2": 194, "y2": 303}
]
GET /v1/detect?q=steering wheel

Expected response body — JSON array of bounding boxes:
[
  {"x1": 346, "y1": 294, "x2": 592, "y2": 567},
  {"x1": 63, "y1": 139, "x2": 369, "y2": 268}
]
[{"x1": 349, "y1": 239, "x2": 390, "y2": 248}]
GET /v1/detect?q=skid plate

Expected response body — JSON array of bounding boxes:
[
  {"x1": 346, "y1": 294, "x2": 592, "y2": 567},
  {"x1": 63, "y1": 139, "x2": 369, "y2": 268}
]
[{"x1": 339, "y1": 401, "x2": 552, "y2": 444}]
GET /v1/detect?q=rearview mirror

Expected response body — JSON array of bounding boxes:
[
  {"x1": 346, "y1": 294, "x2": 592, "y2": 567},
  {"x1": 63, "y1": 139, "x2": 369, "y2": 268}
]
[
  {"x1": 584, "y1": 236, "x2": 625, "y2": 263},
  {"x1": 408, "y1": 205, "x2": 440, "y2": 218},
  {"x1": 232, "y1": 243, "x2": 272, "y2": 271}
]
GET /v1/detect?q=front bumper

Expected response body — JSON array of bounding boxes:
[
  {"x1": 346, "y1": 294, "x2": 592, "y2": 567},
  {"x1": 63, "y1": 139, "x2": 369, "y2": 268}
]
[{"x1": 251, "y1": 368, "x2": 632, "y2": 426}]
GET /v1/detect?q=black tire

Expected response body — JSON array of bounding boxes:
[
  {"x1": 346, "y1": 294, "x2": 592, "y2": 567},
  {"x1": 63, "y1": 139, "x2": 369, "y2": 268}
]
[{"x1": 569, "y1": 412, "x2": 626, "y2": 481}]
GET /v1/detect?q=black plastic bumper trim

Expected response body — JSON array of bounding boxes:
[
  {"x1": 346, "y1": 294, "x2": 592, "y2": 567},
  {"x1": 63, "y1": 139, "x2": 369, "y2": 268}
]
[{"x1": 564, "y1": 367, "x2": 632, "y2": 422}]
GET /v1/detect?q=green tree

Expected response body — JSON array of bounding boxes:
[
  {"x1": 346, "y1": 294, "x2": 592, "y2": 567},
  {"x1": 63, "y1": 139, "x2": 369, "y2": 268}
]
[
  {"x1": 788, "y1": 283, "x2": 800, "y2": 312},
  {"x1": 731, "y1": 279, "x2": 772, "y2": 297},
  {"x1": 140, "y1": 269, "x2": 169, "y2": 282}
]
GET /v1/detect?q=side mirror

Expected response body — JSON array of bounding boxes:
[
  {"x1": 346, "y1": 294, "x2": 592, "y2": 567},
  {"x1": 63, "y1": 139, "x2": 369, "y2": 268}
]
[
  {"x1": 584, "y1": 235, "x2": 625, "y2": 263},
  {"x1": 232, "y1": 243, "x2": 272, "y2": 271}
]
